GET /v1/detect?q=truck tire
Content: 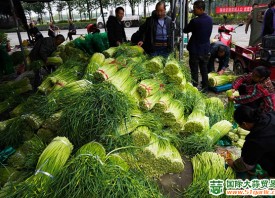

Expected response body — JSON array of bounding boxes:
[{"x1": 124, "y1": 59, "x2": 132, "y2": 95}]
[
  {"x1": 124, "y1": 21, "x2": 132, "y2": 28},
  {"x1": 97, "y1": 22, "x2": 104, "y2": 29},
  {"x1": 233, "y1": 60, "x2": 245, "y2": 75}
]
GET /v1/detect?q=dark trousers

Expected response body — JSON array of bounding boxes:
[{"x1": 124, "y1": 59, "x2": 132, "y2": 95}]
[
  {"x1": 189, "y1": 54, "x2": 210, "y2": 89},
  {"x1": 150, "y1": 46, "x2": 169, "y2": 58},
  {"x1": 207, "y1": 56, "x2": 225, "y2": 73},
  {"x1": 68, "y1": 31, "x2": 76, "y2": 41}
]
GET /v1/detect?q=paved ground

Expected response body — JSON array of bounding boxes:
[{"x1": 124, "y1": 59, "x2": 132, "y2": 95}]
[{"x1": 7, "y1": 25, "x2": 249, "y2": 47}]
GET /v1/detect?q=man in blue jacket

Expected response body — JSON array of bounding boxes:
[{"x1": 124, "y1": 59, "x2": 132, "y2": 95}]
[
  {"x1": 184, "y1": 0, "x2": 213, "y2": 92},
  {"x1": 207, "y1": 41, "x2": 230, "y2": 75}
]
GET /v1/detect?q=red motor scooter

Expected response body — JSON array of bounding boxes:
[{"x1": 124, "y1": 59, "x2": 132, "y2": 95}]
[{"x1": 213, "y1": 16, "x2": 244, "y2": 47}]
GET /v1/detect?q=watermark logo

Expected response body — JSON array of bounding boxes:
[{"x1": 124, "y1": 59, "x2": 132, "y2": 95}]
[
  {"x1": 209, "y1": 179, "x2": 275, "y2": 196},
  {"x1": 209, "y1": 179, "x2": 224, "y2": 196}
]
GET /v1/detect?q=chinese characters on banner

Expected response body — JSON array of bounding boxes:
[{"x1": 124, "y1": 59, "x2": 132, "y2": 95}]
[{"x1": 216, "y1": 5, "x2": 267, "y2": 13}]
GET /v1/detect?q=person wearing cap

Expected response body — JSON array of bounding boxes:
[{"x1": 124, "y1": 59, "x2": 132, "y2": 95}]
[
  {"x1": 87, "y1": 23, "x2": 100, "y2": 34},
  {"x1": 207, "y1": 41, "x2": 230, "y2": 75}
]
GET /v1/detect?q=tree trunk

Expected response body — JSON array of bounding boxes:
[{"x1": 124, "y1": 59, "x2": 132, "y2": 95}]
[
  {"x1": 39, "y1": 13, "x2": 43, "y2": 24},
  {"x1": 80, "y1": 12, "x2": 82, "y2": 21},
  {"x1": 208, "y1": 0, "x2": 212, "y2": 15},
  {"x1": 143, "y1": 0, "x2": 146, "y2": 17},
  {"x1": 58, "y1": 12, "x2": 61, "y2": 21},
  {"x1": 68, "y1": 4, "x2": 72, "y2": 20},
  {"x1": 48, "y1": 2, "x2": 54, "y2": 22},
  {"x1": 86, "y1": 0, "x2": 91, "y2": 20},
  {"x1": 130, "y1": 4, "x2": 135, "y2": 15}
]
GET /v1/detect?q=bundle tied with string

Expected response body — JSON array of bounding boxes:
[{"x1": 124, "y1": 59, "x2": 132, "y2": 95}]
[
  {"x1": 137, "y1": 79, "x2": 164, "y2": 99},
  {"x1": 184, "y1": 100, "x2": 209, "y2": 133},
  {"x1": 46, "y1": 141, "x2": 163, "y2": 198},
  {"x1": 2, "y1": 136, "x2": 73, "y2": 198}
]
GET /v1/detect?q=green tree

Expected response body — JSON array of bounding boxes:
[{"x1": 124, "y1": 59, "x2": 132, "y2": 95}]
[
  {"x1": 31, "y1": 2, "x2": 46, "y2": 24},
  {"x1": 66, "y1": 1, "x2": 76, "y2": 20},
  {"x1": 47, "y1": 2, "x2": 54, "y2": 22},
  {"x1": 55, "y1": 0, "x2": 66, "y2": 21},
  {"x1": 22, "y1": 2, "x2": 33, "y2": 21}
]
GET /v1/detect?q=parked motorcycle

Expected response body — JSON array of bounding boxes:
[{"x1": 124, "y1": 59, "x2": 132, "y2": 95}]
[{"x1": 213, "y1": 16, "x2": 244, "y2": 47}]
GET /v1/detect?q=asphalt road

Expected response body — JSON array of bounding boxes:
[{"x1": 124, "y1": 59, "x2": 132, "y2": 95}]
[{"x1": 7, "y1": 25, "x2": 249, "y2": 47}]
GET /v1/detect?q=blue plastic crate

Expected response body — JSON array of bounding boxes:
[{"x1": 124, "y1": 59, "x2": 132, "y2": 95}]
[{"x1": 209, "y1": 83, "x2": 232, "y2": 93}]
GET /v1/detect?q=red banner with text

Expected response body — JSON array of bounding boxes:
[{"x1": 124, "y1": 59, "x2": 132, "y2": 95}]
[{"x1": 216, "y1": 5, "x2": 267, "y2": 13}]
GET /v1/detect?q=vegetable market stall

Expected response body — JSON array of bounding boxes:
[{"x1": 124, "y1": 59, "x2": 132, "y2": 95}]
[{"x1": 0, "y1": 35, "x2": 243, "y2": 197}]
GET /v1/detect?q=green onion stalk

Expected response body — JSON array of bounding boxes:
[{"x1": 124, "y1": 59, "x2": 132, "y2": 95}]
[
  {"x1": 92, "y1": 63, "x2": 119, "y2": 83},
  {"x1": 130, "y1": 60, "x2": 152, "y2": 81},
  {"x1": 162, "y1": 99, "x2": 185, "y2": 129},
  {"x1": 20, "y1": 135, "x2": 46, "y2": 170},
  {"x1": 144, "y1": 56, "x2": 164, "y2": 73},
  {"x1": 108, "y1": 66, "x2": 133, "y2": 92},
  {"x1": 184, "y1": 152, "x2": 235, "y2": 198},
  {"x1": 0, "y1": 78, "x2": 31, "y2": 101},
  {"x1": 139, "y1": 91, "x2": 162, "y2": 111},
  {"x1": 131, "y1": 126, "x2": 152, "y2": 146},
  {"x1": 42, "y1": 111, "x2": 62, "y2": 132},
  {"x1": 152, "y1": 93, "x2": 173, "y2": 113},
  {"x1": 104, "y1": 57, "x2": 115, "y2": 64},
  {"x1": 37, "y1": 128, "x2": 56, "y2": 144},
  {"x1": 10, "y1": 103, "x2": 25, "y2": 117},
  {"x1": 103, "y1": 47, "x2": 117, "y2": 58},
  {"x1": 181, "y1": 133, "x2": 214, "y2": 157},
  {"x1": 38, "y1": 64, "x2": 83, "y2": 94},
  {"x1": 2, "y1": 137, "x2": 73, "y2": 198},
  {"x1": 184, "y1": 100, "x2": 209, "y2": 133},
  {"x1": 58, "y1": 82, "x2": 134, "y2": 149},
  {"x1": 118, "y1": 76, "x2": 138, "y2": 95},
  {"x1": 0, "y1": 117, "x2": 27, "y2": 148},
  {"x1": 0, "y1": 166, "x2": 17, "y2": 187},
  {"x1": 83, "y1": 52, "x2": 105, "y2": 81},
  {"x1": 166, "y1": 69, "x2": 187, "y2": 85},
  {"x1": 46, "y1": 141, "x2": 164, "y2": 198},
  {"x1": 173, "y1": 83, "x2": 202, "y2": 115},
  {"x1": 47, "y1": 79, "x2": 92, "y2": 108},
  {"x1": 208, "y1": 74, "x2": 237, "y2": 87},
  {"x1": 115, "y1": 44, "x2": 144, "y2": 58},
  {"x1": 163, "y1": 57, "x2": 180, "y2": 76},
  {"x1": 137, "y1": 79, "x2": 163, "y2": 99},
  {"x1": 24, "y1": 113, "x2": 44, "y2": 130},
  {"x1": 0, "y1": 97, "x2": 16, "y2": 115},
  {"x1": 205, "y1": 97, "x2": 225, "y2": 126},
  {"x1": 137, "y1": 134, "x2": 184, "y2": 177},
  {"x1": 208, "y1": 72, "x2": 219, "y2": 78},
  {"x1": 206, "y1": 120, "x2": 232, "y2": 144},
  {"x1": 117, "y1": 112, "x2": 163, "y2": 136}
]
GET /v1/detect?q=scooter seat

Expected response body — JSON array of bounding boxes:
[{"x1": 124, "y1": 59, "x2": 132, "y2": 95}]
[{"x1": 260, "y1": 49, "x2": 275, "y2": 65}]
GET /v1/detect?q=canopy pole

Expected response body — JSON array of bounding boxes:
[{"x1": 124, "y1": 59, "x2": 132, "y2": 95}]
[
  {"x1": 99, "y1": 0, "x2": 106, "y2": 32},
  {"x1": 9, "y1": 0, "x2": 27, "y2": 68}
]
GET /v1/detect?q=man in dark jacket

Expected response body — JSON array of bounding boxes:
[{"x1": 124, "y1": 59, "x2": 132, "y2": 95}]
[
  {"x1": 226, "y1": 105, "x2": 275, "y2": 178},
  {"x1": 207, "y1": 41, "x2": 230, "y2": 75},
  {"x1": 67, "y1": 19, "x2": 76, "y2": 41},
  {"x1": 262, "y1": 0, "x2": 275, "y2": 37},
  {"x1": 29, "y1": 22, "x2": 43, "y2": 43},
  {"x1": 29, "y1": 34, "x2": 65, "y2": 89},
  {"x1": 136, "y1": 2, "x2": 172, "y2": 57},
  {"x1": 107, "y1": 7, "x2": 126, "y2": 47},
  {"x1": 184, "y1": 0, "x2": 213, "y2": 92}
]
